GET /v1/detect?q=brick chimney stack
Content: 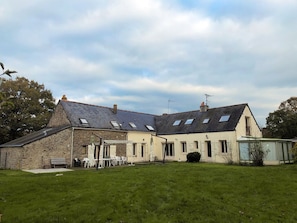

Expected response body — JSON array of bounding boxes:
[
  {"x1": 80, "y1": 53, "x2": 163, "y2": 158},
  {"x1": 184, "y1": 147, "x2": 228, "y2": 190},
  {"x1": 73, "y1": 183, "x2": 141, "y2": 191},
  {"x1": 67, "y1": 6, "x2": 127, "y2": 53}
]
[
  {"x1": 113, "y1": 104, "x2": 118, "y2": 114},
  {"x1": 200, "y1": 101, "x2": 209, "y2": 112},
  {"x1": 61, "y1": 95, "x2": 68, "y2": 101}
]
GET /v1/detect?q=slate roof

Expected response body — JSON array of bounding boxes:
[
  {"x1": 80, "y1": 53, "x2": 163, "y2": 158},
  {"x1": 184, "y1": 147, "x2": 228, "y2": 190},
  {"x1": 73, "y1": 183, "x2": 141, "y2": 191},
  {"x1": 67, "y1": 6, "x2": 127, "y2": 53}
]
[
  {"x1": 0, "y1": 125, "x2": 70, "y2": 147},
  {"x1": 0, "y1": 101, "x2": 251, "y2": 147},
  {"x1": 60, "y1": 100, "x2": 156, "y2": 132},
  {"x1": 155, "y1": 103, "x2": 248, "y2": 135},
  {"x1": 61, "y1": 101, "x2": 248, "y2": 135}
]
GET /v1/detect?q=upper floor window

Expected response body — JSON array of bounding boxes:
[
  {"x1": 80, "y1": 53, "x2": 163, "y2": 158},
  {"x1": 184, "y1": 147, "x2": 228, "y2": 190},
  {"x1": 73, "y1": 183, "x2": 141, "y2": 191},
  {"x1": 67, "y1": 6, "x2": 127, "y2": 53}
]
[
  {"x1": 203, "y1": 118, "x2": 210, "y2": 124},
  {"x1": 173, "y1": 120, "x2": 181, "y2": 126},
  {"x1": 129, "y1": 122, "x2": 137, "y2": 128},
  {"x1": 185, "y1": 119, "x2": 194, "y2": 125},
  {"x1": 79, "y1": 118, "x2": 88, "y2": 124},
  {"x1": 219, "y1": 115, "x2": 230, "y2": 122},
  {"x1": 145, "y1": 125, "x2": 155, "y2": 131},
  {"x1": 111, "y1": 121, "x2": 120, "y2": 129}
]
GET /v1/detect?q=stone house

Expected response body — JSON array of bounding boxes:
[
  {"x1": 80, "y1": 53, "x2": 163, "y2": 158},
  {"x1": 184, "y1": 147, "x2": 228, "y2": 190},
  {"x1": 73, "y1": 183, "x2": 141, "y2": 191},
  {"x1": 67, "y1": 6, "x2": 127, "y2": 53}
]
[{"x1": 0, "y1": 98, "x2": 262, "y2": 169}]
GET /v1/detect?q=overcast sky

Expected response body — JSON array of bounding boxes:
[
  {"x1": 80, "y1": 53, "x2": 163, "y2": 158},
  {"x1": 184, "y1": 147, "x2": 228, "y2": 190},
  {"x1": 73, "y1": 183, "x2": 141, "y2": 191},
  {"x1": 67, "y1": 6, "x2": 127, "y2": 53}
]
[{"x1": 1, "y1": 0, "x2": 297, "y2": 127}]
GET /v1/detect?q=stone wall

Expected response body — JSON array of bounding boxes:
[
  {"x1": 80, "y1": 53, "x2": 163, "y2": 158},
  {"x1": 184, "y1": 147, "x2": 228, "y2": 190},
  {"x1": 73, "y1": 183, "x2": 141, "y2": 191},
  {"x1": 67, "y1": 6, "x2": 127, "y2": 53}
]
[
  {"x1": 72, "y1": 128, "x2": 127, "y2": 160},
  {"x1": 20, "y1": 128, "x2": 73, "y2": 169},
  {"x1": 0, "y1": 128, "x2": 72, "y2": 169},
  {"x1": 0, "y1": 147, "x2": 22, "y2": 169},
  {"x1": 47, "y1": 103, "x2": 70, "y2": 127},
  {"x1": 1, "y1": 127, "x2": 129, "y2": 169}
]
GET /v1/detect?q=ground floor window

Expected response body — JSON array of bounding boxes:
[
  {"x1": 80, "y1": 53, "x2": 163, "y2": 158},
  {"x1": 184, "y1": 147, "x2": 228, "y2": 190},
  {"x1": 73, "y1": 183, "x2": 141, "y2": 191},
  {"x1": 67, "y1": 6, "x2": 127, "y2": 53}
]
[
  {"x1": 194, "y1": 141, "x2": 199, "y2": 149},
  {"x1": 103, "y1": 145, "x2": 110, "y2": 158},
  {"x1": 220, "y1": 140, "x2": 228, "y2": 153},
  {"x1": 141, "y1": 144, "x2": 145, "y2": 157},
  {"x1": 133, "y1": 143, "x2": 137, "y2": 156},
  {"x1": 163, "y1": 143, "x2": 175, "y2": 156},
  {"x1": 181, "y1": 142, "x2": 187, "y2": 153},
  {"x1": 206, "y1": 141, "x2": 212, "y2": 157}
]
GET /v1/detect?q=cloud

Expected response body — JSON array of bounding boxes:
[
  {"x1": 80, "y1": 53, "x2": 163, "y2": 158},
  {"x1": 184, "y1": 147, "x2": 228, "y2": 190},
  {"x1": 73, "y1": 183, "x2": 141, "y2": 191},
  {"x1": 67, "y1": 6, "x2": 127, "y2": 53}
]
[{"x1": 1, "y1": 0, "x2": 297, "y2": 126}]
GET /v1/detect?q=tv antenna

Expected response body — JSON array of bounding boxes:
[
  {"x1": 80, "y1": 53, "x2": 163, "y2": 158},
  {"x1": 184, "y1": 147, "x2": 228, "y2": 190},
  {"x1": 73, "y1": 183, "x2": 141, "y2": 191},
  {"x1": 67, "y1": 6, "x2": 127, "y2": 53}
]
[
  {"x1": 205, "y1": 94, "x2": 213, "y2": 106},
  {"x1": 168, "y1": 99, "x2": 174, "y2": 114}
]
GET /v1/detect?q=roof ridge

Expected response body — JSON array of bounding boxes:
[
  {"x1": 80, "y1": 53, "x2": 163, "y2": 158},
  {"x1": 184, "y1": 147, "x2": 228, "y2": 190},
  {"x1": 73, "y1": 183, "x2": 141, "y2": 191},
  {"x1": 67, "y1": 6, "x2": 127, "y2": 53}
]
[
  {"x1": 160, "y1": 103, "x2": 247, "y2": 116},
  {"x1": 60, "y1": 100, "x2": 157, "y2": 116}
]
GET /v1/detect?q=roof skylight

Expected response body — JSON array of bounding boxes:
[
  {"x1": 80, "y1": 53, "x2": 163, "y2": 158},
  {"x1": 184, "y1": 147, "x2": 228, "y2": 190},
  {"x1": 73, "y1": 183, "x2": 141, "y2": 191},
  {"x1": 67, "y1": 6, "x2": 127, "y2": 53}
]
[
  {"x1": 145, "y1": 125, "x2": 155, "y2": 131},
  {"x1": 129, "y1": 122, "x2": 137, "y2": 128},
  {"x1": 79, "y1": 118, "x2": 88, "y2": 124},
  {"x1": 185, "y1": 119, "x2": 194, "y2": 125},
  {"x1": 111, "y1": 121, "x2": 120, "y2": 129},
  {"x1": 202, "y1": 118, "x2": 210, "y2": 124},
  {"x1": 173, "y1": 120, "x2": 181, "y2": 126},
  {"x1": 219, "y1": 115, "x2": 230, "y2": 122}
]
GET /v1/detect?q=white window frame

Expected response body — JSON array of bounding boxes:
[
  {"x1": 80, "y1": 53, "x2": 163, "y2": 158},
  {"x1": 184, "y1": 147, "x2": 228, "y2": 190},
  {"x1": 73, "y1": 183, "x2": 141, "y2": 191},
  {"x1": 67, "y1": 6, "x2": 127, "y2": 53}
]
[
  {"x1": 181, "y1": 142, "x2": 187, "y2": 153},
  {"x1": 220, "y1": 140, "x2": 228, "y2": 153}
]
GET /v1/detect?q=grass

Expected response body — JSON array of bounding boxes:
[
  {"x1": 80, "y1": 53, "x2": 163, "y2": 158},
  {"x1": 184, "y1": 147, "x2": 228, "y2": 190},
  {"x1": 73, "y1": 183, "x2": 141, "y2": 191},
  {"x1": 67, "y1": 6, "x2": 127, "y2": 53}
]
[{"x1": 1, "y1": 163, "x2": 297, "y2": 222}]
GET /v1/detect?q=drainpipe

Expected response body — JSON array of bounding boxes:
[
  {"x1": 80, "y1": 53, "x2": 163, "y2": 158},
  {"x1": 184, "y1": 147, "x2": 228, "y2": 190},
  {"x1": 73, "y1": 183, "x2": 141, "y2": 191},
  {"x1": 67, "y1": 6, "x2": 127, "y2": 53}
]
[
  {"x1": 153, "y1": 134, "x2": 168, "y2": 164},
  {"x1": 92, "y1": 133, "x2": 103, "y2": 170},
  {"x1": 70, "y1": 127, "x2": 74, "y2": 167}
]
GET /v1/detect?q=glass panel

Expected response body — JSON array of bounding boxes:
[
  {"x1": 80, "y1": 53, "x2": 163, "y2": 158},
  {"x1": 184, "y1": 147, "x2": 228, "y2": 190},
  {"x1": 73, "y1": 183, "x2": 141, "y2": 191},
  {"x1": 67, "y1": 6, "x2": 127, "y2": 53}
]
[
  {"x1": 219, "y1": 115, "x2": 230, "y2": 122},
  {"x1": 185, "y1": 119, "x2": 194, "y2": 125},
  {"x1": 173, "y1": 120, "x2": 181, "y2": 126}
]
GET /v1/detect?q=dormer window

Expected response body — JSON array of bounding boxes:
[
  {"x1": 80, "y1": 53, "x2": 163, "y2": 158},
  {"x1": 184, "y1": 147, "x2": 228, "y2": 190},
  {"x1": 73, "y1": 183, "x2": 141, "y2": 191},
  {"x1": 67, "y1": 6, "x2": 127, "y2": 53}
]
[
  {"x1": 173, "y1": 120, "x2": 181, "y2": 126},
  {"x1": 203, "y1": 118, "x2": 210, "y2": 124},
  {"x1": 145, "y1": 125, "x2": 155, "y2": 131},
  {"x1": 219, "y1": 115, "x2": 230, "y2": 122},
  {"x1": 185, "y1": 119, "x2": 194, "y2": 125},
  {"x1": 129, "y1": 122, "x2": 137, "y2": 128},
  {"x1": 111, "y1": 121, "x2": 120, "y2": 129},
  {"x1": 79, "y1": 118, "x2": 88, "y2": 124}
]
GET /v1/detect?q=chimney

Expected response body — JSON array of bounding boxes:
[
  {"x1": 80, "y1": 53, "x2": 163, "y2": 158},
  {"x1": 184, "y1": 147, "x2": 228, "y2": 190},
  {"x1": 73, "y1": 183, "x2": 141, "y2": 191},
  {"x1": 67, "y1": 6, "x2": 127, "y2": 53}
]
[
  {"x1": 113, "y1": 104, "x2": 118, "y2": 114},
  {"x1": 200, "y1": 101, "x2": 209, "y2": 112},
  {"x1": 61, "y1": 95, "x2": 68, "y2": 101}
]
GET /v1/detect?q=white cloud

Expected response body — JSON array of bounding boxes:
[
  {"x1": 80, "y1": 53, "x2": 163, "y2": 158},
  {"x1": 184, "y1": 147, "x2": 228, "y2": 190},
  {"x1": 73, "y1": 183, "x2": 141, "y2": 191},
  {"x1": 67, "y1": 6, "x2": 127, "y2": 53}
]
[{"x1": 1, "y1": 0, "x2": 297, "y2": 126}]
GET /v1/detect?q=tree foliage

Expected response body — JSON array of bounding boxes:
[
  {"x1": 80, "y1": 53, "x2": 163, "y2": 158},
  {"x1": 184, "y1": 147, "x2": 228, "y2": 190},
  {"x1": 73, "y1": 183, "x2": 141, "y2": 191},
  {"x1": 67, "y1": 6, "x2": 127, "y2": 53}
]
[
  {"x1": 265, "y1": 97, "x2": 297, "y2": 139},
  {"x1": 0, "y1": 77, "x2": 55, "y2": 144}
]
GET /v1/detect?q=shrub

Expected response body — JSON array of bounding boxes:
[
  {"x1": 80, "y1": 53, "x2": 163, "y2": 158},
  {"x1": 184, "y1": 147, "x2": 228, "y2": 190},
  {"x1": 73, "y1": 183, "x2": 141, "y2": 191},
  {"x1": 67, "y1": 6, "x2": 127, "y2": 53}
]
[
  {"x1": 249, "y1": 140, "x2": 268, "y2": 166},
  {"x1": 187, "y1": 152, "x2": 201, "y2": 162}
]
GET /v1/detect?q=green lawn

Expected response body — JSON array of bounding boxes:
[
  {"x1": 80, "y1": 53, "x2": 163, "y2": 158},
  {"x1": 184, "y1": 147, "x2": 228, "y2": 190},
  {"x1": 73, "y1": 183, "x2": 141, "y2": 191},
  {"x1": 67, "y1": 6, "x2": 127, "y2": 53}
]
[{"x1": 1, "y1": 163, "x2": 297, "y2": 223}]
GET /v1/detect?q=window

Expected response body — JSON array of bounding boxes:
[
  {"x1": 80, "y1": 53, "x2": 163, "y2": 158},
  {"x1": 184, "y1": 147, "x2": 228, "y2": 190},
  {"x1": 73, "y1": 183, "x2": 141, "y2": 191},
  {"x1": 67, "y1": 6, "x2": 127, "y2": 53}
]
[
  {"x1": 111, "y1": 121, "x2": 120, "y2": 129},
  {"x1": 145, "y1": 125, "x2": 155, "y2": 131},
  {"x1": 133, "y1": 143, "x2": 137, "y2": 156},
  {"x1": 221, "y1": 140, "x2": 228, "y2": 153},
  {"x1": 79, "y1": 118, "x2": 88, "y2": 124},
  {"x1": 173, "y1": 120, "x2": 181, "y2": 126},
  {"x1": 194, "y1": 141, "x2": 199, "y2": 149},
  {"x1": 163, "y1": 143, "x2": 174, "y2": 156},
  {"x1": 245, "y1": 117, "x2": 251, "y2": 136},
  {"x1": 181, "y1": 142, "x2": 187, "y2": 153},
  {"x1": 185, "y1": 119, "x2": 194, "y2": 125},
  {"x1": 103, "y1": 145, "x2": 110, "y2": 158},
  {"x1": 141, "y1": 144, "x2": 145, "y2": 157},
  {"x1": 82, "y1": 145, "x2": 87, "y2": 154},
  {"x1": 203, "y1": 118, "x2": 210, "y2": 124},
  {"x1": 129, "y1": 122, "x2": 137, "y2": 128},
  {"x1": 219, "y1": 115, "x2": 230, "y2": 122},
  {"x1": 206, "y1": 141, "x2": 212, "y2": 157}
]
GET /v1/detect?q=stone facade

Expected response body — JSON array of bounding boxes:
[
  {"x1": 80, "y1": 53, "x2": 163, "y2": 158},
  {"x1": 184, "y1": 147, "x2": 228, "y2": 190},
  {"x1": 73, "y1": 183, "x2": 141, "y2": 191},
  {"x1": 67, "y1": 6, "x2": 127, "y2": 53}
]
[
  {"x1": 0, "y1": 147, "x2": 22, "y2": 169},
  {"x1": 72, "y1": 128, "x2": 127, "y2": 161},
  {"x1": 47, "y1": 103, "x2": 70, "y2": 127},
  {"x1": 0, "y1": 128, "x2": 72, "y2": 169}
]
